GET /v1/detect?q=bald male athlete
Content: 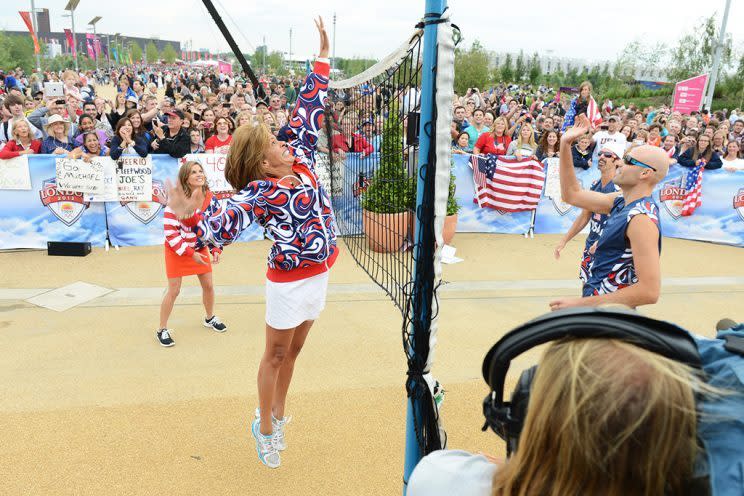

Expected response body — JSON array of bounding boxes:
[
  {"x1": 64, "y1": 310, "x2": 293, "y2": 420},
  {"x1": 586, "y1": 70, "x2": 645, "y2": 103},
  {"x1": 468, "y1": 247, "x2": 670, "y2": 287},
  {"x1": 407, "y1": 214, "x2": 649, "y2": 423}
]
[{"x1": 550, "y1": 114, "x2": 672, "y2": 310}]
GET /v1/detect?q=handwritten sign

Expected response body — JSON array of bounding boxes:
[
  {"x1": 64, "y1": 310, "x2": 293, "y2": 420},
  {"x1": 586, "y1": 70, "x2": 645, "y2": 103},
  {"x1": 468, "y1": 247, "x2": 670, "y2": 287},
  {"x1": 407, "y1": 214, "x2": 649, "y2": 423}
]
[
  {"x1": 0, "y1": 155, "x2": 32, "y2": 190},
  {"x1": 56, "y1": 157, "x2": 104, "y2": 195},
  {"x1": 116, "y1": 156, "x2": 153, "y2": 202},
  {"x1": 84, "y1": 158, "x2": 118, "y2": 202},
  {"x1": 181, "y1": 153, "x2": 234, "y2": 198}
]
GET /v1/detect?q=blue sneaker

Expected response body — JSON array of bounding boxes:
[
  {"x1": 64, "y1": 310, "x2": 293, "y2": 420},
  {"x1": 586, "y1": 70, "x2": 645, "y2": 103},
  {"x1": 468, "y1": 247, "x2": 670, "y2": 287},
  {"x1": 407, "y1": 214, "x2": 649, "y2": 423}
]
[
  {"x1": 251, "y1": 418, "x2": 280, "y2": 468},
  {"x1": 255, "y1": 408, "x2": 291, "y2": 451}
]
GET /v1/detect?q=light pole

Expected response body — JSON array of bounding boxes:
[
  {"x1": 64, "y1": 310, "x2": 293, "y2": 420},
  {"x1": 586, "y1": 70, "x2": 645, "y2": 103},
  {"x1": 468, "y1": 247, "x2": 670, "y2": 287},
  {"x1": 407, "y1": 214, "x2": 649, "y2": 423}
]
[
  {"x1": 29, "y1": 0, "x2": 41, "y2": 72},
  {"x1": 704, "y1": 0, "x2": 732, "y2": 111},
  {"x1": 289, "y1": 28, "x2": 292, "y2": 72},
  {"x1": 64, "y1": 0, "x2": 80, "y2": 71},
  {"x1": 88, "y1": 16, "x2": 102, "y2": 70},
  {"x1": 262, "y1": 35, "x2": 266, "y2": 75}
]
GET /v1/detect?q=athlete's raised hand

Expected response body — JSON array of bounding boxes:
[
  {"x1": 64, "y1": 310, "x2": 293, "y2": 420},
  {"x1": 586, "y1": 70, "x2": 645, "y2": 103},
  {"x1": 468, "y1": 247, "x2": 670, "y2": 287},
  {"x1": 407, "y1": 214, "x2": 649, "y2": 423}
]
[
  {"x1": 561, "y1": 114, "x2": 590, "y2": 144},
  {"x1": 315, "y1": 17, "x2": 330, "y2": 59}
]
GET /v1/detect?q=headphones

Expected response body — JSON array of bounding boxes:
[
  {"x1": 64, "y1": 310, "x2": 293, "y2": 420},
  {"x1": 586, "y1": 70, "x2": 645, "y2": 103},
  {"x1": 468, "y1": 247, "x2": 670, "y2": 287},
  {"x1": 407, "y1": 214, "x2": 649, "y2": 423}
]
[{"x1": 481, "y1": 307, "x2": 702, "y2": 456}]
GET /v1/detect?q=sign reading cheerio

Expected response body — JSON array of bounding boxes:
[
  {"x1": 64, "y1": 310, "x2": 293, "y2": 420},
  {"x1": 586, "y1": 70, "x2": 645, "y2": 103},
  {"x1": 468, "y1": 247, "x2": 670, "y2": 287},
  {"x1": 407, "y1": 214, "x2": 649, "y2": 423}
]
[{"x1": 116, "y1": 156, "x2": 153, "y2": 202}]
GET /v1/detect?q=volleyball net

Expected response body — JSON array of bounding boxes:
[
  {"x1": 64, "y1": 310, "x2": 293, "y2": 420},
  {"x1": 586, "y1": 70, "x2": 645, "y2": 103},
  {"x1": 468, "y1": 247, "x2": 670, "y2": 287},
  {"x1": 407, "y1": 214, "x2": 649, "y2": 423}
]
[{"x1": 319, "y1": 5, "x2": 455, "y2": 480}]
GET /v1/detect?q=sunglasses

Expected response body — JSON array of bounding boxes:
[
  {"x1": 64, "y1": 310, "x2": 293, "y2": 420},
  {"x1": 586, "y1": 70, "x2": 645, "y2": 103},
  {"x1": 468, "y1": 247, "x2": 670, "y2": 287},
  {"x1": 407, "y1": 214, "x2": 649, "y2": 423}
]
[
  {"x1": 623, "y1": 155, "x2": 657, "y2": 172},
  {"x1": 598, "y1": 151, "x2": 617, "y2": 159}
]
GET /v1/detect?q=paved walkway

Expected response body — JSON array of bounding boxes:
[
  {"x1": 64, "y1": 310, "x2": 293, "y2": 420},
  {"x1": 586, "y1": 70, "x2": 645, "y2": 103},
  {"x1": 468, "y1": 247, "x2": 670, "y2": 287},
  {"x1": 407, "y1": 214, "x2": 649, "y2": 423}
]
[{"x1": 2, "y1": 234, "x2": 742, "y2": 495}]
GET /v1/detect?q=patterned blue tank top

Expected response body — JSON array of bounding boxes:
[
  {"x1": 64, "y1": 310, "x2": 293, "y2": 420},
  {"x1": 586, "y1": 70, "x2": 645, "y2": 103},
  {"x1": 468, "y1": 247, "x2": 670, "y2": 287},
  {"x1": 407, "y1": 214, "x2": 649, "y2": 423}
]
[{"x1": 582, "y1": 195, "x2": 662, "y2": 297}]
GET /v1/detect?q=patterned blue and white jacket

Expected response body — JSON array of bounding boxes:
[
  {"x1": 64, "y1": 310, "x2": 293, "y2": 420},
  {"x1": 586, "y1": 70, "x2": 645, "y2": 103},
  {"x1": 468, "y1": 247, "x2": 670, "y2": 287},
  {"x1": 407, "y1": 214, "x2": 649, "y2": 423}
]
[{"x1": 184, "y1": 61, "x2": 339, "y2": 283}]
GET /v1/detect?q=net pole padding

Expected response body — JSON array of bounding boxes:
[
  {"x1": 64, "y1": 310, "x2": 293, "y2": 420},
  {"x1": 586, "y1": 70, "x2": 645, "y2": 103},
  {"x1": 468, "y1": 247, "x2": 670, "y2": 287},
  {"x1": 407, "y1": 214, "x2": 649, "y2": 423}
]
[{"x1": 402, "y1": 0, "x2": 448, "y2": 492}]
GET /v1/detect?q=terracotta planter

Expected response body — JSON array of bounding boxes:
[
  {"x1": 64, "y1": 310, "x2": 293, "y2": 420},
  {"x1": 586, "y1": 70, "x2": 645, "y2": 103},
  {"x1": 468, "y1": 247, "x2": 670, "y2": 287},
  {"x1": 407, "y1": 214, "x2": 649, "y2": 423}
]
[
  {"x1": 443, "y1": 214, "x2": 458, "y2": 245},
  {"x1": 362, "y1": 210, "x2": 411, "y2": 253}
]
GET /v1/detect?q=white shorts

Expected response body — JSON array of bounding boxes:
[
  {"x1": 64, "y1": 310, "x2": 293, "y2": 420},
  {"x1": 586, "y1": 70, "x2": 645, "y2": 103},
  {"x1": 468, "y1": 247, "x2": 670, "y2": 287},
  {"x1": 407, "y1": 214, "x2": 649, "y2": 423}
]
[{"x1": 265, "y1": 271, "x2": 330, "y2": 329}]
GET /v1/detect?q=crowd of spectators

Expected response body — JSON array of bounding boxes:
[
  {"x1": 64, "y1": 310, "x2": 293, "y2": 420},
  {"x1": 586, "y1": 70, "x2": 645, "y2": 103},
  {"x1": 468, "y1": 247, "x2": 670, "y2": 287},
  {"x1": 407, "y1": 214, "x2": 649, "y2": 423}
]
[
  {"x1": 450, "y1": 82, "x2": 744, "y2": 172},
  {"x1": 0, "y1": 65, "x2": 309, "y2": 162},
  {"x1": 1, "y1": 65, "x2": 743, "y2": 175}
]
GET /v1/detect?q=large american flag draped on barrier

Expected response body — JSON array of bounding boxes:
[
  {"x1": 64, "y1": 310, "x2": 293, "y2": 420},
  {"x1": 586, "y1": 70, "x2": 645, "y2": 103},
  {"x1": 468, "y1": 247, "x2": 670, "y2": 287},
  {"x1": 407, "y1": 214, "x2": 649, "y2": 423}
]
[
  {"x1": 681, "y1": 163, "x2": 704, "y2": 216},
  {"x1": 469, "y1": 155, "x2": 546, "y2": 212}
]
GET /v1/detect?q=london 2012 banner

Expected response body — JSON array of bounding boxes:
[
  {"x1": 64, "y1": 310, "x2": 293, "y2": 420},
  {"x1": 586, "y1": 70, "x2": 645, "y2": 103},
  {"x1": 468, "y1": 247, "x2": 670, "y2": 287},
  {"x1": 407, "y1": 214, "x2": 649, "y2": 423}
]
[
  {"x1": 654, "y1": 165, "x2": 744, "y2": 247},
  {"x1": 0, "y1": 155, "x2": 107, "y2": 249}
]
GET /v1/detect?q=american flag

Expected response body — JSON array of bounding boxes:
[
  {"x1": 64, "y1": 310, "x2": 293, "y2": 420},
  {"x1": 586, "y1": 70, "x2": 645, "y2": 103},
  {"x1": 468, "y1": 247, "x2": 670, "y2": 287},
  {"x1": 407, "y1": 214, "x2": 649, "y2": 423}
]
[
  {"x1": 470, "y1": 155, "x2": 545, "y2": 212},
  {"x1": 587, "y1": 96, "x2": 603, "y2": 128},
  {"x1": 680, "y1": 162, "x2": 704, "y2": 216}
]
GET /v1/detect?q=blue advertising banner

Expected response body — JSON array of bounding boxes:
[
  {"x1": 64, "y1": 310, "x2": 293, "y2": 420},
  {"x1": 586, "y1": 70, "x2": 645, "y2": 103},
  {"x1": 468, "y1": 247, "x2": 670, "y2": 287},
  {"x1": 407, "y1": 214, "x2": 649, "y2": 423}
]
[
  {"x1": 0, "y1": 155, "x2": 107, "y2": 249},
  {"x1": 654, "y1": 165, "x2": 744, "y2": 247},
  {"x1": 451, "y1": 154, "x2": 534, "y2": 235},
  {"x1": 106, "y1": 155, "x2": 264, "y2": 247}
]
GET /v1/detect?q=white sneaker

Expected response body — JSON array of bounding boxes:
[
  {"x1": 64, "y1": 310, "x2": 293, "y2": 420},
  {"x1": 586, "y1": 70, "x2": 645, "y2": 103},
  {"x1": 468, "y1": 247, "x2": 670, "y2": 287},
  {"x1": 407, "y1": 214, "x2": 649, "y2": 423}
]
[
  {"x1": 251, "y1": 418, "x2": 280, "y2": 468},
  {"x1": 255, "y1": 408, "x2": 291, "y2": 451}
]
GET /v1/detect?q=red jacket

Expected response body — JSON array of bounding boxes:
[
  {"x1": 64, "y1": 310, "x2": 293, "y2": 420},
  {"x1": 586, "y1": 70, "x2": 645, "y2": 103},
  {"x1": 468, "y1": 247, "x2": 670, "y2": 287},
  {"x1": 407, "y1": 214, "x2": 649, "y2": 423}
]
[
  {"x1": 0, "y1": 139, "x2": 42, "y2": 159},
  {"x1": 331, "y1": 132, "x2": 373, "y2": 156}
]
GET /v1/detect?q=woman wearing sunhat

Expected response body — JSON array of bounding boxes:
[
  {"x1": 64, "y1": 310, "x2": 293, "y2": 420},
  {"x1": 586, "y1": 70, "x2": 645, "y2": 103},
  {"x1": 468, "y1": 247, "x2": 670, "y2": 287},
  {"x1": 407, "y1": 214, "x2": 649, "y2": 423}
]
[{"x1": 40, "y1": 115, "x2": 74, "y2": 154}]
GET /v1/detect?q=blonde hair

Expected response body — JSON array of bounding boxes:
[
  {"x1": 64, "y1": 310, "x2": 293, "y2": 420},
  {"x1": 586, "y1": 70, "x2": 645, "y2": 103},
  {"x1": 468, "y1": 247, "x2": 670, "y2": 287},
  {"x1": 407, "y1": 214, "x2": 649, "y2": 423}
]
[
  {"x1": 11, "y1": 118, "x2": 32, "y2": 141},
  {"x1": 516, "y1": 122, "x2": 537, "y2": 150},
  {"x1": 235, "y1": 110, "x2": 255, "y2": 127},
  {"x1": 491, "y1": 117, "x2": 509, "y2": 137},
  {"x1": 491, "y1": 338, "x2": 700, "y2": 496},
  {"x1": 225, "y1": 124, "x2": 271, "y2": 191},
  {"x1": 178, "y1": 161, "x2": 209, "y2": 198},
  {"x1": 578, "y1": 81, "x2": 593, "y2": 101},
  {"x1": 62, "y1": 69, "x2": 78, "y2": 84}
]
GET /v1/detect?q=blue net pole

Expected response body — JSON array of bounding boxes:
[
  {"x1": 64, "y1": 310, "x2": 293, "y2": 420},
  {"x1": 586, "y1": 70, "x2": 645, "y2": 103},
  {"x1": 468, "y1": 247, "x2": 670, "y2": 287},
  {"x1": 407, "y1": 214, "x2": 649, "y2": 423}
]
[{"x1": 402, "y1": 0, "x2": 447, "y2": 493}]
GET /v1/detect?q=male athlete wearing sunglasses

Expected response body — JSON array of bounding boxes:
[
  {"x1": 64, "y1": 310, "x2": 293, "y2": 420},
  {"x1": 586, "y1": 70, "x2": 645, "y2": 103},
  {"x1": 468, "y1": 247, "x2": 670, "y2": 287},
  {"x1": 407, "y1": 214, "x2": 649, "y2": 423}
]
[{"x1": 550, "y1": 114, "x2": 672, "y2": 311}]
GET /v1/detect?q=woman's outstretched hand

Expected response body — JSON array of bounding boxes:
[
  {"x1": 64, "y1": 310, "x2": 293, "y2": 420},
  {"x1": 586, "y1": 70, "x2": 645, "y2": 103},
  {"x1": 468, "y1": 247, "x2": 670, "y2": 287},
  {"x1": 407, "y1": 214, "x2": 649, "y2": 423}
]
[{"x1": 315, "y1": 17, "x2": 330, "y2": 59}]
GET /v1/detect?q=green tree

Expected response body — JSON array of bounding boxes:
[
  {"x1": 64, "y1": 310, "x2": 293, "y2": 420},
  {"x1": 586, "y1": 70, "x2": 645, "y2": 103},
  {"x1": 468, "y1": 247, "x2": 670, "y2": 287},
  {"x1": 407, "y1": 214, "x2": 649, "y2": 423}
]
[
  {"x1": 145, "y1": 41, "x2": 159, "y2": 63},
  {"x1": 161, "y1": 43, "x2": 177, "y2": 64},
  {"x1": 265, "y1": 50, "x2": 286, "y2": 75},
  {"x1": 501, "y1": 53, "x2": 514, "y2": 83},
  {"x1": 453, "y1": 40, "x2": 490, "y2": 94},
  {"x1": 0, "y1": 32, "x2": 36, "y2": 73},
  {"x1": 514, "y1": 50, "x2": 526, "y2": 81},
  {"x1": 528, "y1": 52, "x2": 541, "y2": 84},
  {"x1": 336, "y1": 57, "x2": 377, "y2": 77},
  {"x1": 129, "y1": 41, "x2": 143, "y2": 62},
  {"x1": 252, "y1": 45, "x2": 268, "y2": 71},
  {"x1": 667, "y1": 14, "x2": 732, "y2": 82}
]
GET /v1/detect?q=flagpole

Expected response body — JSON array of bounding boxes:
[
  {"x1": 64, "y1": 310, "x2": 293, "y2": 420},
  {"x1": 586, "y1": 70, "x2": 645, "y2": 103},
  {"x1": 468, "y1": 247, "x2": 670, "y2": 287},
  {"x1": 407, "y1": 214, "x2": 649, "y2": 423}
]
[{"x1": 29, "y1": 0, "x2": 41, "y2": 72}]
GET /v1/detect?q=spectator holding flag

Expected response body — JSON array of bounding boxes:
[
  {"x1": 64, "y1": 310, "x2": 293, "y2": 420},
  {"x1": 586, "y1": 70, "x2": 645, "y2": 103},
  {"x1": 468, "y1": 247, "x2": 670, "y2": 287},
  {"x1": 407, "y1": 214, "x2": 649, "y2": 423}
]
[
  {"x1": 561, "y1": 81, "x2": 601, "y2": 132},
  {"x1": 550, "y1": 115, "x2": 670, "y2": 310},
  {"x1": 678, "y1": 134, "x2": 722, "y2": 170}
]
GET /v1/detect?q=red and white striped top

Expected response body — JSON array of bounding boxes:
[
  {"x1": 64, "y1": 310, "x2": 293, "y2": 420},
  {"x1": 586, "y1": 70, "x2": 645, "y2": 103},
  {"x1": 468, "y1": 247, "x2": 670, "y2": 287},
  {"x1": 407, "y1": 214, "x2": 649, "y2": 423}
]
[
  {"x1": 164, "y1": 191, "x2": 220, "y2": 257},
  {"x1": 164, "y1": 207, "x2": 199, "y2": 257}
]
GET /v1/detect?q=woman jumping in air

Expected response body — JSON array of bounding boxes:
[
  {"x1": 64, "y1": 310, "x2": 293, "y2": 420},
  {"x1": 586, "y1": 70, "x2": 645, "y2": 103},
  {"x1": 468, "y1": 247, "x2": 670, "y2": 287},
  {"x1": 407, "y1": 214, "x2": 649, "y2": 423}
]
[{"x1": 166, "y1": 17, "x2": 336, "y2": 469}]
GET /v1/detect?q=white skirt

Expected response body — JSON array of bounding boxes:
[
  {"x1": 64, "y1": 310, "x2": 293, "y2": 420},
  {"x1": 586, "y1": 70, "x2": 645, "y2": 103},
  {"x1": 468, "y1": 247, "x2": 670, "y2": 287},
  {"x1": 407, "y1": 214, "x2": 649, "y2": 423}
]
[{"x1": 265, "y1": 271, "x2": 330, "y2": 329}]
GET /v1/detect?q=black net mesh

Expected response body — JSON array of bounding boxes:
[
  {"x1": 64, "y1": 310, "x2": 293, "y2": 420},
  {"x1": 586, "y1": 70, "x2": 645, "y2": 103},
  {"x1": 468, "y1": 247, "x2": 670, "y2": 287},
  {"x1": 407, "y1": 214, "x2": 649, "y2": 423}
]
[
  {"x1": 321, "y1": 28, "x2": 444, "y2": 458},
  {"x1": 322, "y1": 33, "x2": 423, "y2": 313}
]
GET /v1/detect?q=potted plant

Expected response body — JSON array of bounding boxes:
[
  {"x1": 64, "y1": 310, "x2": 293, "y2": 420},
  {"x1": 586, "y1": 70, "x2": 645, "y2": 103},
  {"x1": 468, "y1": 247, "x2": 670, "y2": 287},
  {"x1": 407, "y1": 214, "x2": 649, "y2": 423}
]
[
  {"x1": 443, "y1": 164, "x2": 460, "y2": 245},
  {"x1": 361, "y1": 107, "x2": 415, "y2": 252}
]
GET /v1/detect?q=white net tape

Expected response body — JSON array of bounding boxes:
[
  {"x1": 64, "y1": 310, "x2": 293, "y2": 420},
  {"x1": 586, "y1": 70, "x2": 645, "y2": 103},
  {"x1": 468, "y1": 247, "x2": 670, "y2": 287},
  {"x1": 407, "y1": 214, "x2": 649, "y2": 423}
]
[{"x1": 329, "y1": 28, "x2": 423, "y2": 90}]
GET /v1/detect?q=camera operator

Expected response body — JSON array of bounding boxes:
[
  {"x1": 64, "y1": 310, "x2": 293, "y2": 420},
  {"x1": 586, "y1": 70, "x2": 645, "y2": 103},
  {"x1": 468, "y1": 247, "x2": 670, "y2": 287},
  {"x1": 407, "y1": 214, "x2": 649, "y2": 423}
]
[{"x1": 408, "y1": 332, "x2": 703, "y2": 495}]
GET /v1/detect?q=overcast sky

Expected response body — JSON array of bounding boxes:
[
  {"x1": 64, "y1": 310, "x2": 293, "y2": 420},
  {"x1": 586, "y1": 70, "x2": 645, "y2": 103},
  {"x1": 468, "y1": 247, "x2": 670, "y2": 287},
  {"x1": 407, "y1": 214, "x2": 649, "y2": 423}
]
[{"x1": 2, "y1": 1, "x2": 742, "y2": 64}]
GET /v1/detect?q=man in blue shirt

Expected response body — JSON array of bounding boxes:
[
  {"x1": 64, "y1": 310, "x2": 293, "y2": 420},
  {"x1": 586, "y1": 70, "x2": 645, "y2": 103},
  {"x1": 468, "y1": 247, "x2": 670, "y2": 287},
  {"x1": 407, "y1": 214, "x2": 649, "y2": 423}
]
[
  {"x1": 550, "y1": 114, "x2": 671, "y2": 310},
  {"x1": 554, "y1": 141, "x2": 622, "y2": 291}
]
